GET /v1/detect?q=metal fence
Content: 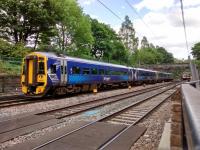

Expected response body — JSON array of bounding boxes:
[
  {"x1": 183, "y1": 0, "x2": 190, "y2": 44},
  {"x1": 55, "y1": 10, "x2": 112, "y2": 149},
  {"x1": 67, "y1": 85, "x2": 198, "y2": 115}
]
[{"x1": 181, "y1": 83, "x2": 200, "y2": 149}]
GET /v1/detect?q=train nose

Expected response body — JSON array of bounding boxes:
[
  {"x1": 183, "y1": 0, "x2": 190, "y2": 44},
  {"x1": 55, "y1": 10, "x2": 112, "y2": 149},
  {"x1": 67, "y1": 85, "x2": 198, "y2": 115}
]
[{"x1": 21, "y1": 53, "x2": 47, "y2": 96}]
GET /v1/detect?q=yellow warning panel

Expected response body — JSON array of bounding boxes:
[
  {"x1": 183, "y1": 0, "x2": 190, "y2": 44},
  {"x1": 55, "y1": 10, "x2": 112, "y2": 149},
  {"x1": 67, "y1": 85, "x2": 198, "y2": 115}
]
[{"x1": 28, "y1": 59, "x2": 33, "y2": 84}]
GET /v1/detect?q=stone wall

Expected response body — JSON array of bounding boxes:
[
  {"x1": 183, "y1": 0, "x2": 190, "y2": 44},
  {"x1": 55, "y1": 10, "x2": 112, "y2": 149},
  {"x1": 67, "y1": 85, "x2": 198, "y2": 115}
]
[{"x1": 170, "y1": 88, "x2": 183, "y2": 149}]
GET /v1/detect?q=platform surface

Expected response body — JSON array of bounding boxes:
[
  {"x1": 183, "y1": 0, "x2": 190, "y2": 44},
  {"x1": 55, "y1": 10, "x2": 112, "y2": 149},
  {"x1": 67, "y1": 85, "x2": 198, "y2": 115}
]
[
  {"x1": 37, "y1": 122, "x2": 126, "y2": 150},
  {"x1": 103, "y1": 125, "x2": 146, "y2": 150}
]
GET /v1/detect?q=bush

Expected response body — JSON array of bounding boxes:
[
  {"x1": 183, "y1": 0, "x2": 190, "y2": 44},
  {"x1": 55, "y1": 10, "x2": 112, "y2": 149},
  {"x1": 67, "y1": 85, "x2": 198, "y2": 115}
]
[{"x1": 0, "y1": 39, "x2": 30, "y2": 58}]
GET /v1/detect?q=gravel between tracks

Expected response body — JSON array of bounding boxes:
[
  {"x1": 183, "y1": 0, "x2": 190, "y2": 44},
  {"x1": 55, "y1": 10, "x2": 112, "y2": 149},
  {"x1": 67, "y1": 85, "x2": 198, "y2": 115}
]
[
  {"x1": 131, "y1": 98, "x2": 171, "y2": 150},
  {"x1": 0, "y1": 83, "x2": 169, "y2": 149},
  {"x1": 0, "y1": 84, "x2": 161, "y2": 120}
]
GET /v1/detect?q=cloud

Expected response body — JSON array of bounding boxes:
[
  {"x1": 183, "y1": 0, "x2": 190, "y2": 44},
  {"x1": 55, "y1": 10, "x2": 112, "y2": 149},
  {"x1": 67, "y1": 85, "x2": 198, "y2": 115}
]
[
  {"x1": 132, "y1": 3, "x2": 200, "y2": 59},
  {"x1": 134, "y1": 0, "x2": 174, "y2": 11},
  {"x1": 90, "y1": 14, "x2": 99, "y2": 19},
  {"x1": 113, "y1": 25, "x2": 121, "y2": 32},
  {"x1": 78, "y1": 0, "x2": 95, "y2": 5},
  {"x1": 176, "y1": 0, "x2": 200, "y2": 8},
  {"x1": 168, "y1": 7, "x2": 200, "y2": 27},
  {"x1": 121, "y1": 6, "x2": 125, "y2": 9},
  {"x1": 78, "y1": 0, "x2": 200, "y2": 59}
]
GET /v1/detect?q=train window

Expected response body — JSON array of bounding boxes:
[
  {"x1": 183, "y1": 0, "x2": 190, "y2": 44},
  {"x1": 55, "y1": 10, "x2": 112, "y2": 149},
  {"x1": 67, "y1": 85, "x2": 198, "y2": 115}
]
[
  {"x1": 39, "y1": 57, "x2": 44, "y2": 61},
  {"x1": 112, "y1": 71, "x2": 119, "y2": 75},
  {"x1": 72, "y1": 66, "x2": 80, "y2": 74},
  {"x1": 99, "y1": 69, "x2": 104, "y2": 75},
  {"x1": 91, "y1": 68, "x2": 98, "y2": 75},
  {"x1": 83, "y1": 68, "x2": 90, "y2": 74},
  {"x1": 38, "y1": 62, "x2": 45, "y2": 74},
  {"x1": 105, "y1": 70, "x2": 111, "y2": 75},
  {"x1": 105, "y1": 70, "x2": 109, "y2": 75},
  {"x1": 120, "y1": 71, "x2": 127, "y2": 75},
  {"x1": 50, "y1": 65, "x2": 56, "y2": 74},
  {"x1": 111, "y1": 71, "x2": 115, "y2": 75}
]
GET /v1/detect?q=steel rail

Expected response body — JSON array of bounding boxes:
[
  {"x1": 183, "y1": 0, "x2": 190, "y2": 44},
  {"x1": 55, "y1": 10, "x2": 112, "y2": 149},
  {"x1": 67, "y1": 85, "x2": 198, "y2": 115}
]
[
  {"x1": 36, "y1": 83, "x2": 174, "y2": 118},
  {"x1": 98, "y1": 88, "x2": 176, "y2": 149},
  {"x1": 31, "y1": 83, "x2": 177, "y2": 150},
  {"x1": 0, "y1": 83, "x2": 172, "y2": 109}
]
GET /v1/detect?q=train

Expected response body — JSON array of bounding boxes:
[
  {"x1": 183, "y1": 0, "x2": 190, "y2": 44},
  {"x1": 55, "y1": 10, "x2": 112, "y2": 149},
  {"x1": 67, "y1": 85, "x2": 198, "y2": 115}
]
[
  {"x1": 181, "y1": 72, "x2": 191, "y2": 81},
  {"x1": 21, "y1": 52, "x2": 173, "y2": 97}
]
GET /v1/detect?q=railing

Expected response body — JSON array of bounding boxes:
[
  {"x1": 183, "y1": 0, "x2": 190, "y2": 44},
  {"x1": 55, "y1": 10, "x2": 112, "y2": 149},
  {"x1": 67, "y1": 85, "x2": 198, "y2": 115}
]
[
  {"x1": 0, "y1": 75, "x2": 21, "y2": 94},
  {"x1": 181, "y1": 83, "x2": 200, "y2": 149}
]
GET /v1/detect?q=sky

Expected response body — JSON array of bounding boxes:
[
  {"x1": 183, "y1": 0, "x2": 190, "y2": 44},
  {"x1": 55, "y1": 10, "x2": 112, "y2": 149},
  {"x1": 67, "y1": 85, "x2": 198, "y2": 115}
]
[{"x1": 78, "y1": 0, "x2": 200, "y2": 59}]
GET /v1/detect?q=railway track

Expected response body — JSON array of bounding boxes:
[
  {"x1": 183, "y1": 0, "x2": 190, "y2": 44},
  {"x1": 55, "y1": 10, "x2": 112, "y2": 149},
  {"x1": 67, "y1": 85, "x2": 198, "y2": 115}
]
[
  {"x1": 0, "y1": 94, "x2": 25, "y2": 101},
  {"x1": 0, "y1": 82, "x2": 172, "y2": 109},
  {"x1": 98, "y1": 89, "x2": 175, "y2": 149},
  {"x1": 0, "y1": 82, "x2": 178, "y2": 150},
  {"x1": 28, "y1": 83, "x2": 177, "y2": 150},
  {"x1": 36, "y1": 82, "x2": 174, "y2": 119}
]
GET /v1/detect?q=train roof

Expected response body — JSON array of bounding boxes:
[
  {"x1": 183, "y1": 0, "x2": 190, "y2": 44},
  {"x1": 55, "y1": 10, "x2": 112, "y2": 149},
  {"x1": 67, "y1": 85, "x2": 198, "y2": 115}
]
[
  {"x1": 135, "y1": 68, "x2": 157, "y2": 72},
  {"x1": 34, "y1": 52, "x2": 130, "y2": 69}
]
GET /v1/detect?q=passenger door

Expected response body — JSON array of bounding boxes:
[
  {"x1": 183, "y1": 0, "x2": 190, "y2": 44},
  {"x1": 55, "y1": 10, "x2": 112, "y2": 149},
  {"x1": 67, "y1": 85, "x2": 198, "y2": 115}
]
[{"x1": 60, "y1": 59, "x2": 67, "y2": 85}]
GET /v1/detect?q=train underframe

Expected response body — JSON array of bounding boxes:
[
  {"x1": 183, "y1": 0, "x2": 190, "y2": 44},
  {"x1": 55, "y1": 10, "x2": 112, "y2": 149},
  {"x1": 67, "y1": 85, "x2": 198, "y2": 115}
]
[{"x1": 46, "y1": 81, "x2": 132, "y2": 96}]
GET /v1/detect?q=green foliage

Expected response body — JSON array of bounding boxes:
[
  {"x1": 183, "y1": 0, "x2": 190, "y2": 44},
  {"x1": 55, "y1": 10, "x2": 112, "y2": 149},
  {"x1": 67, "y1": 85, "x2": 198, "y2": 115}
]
[
  {"x1": 0, "y1": 0, "x2": 175, "y2": 68},
  {"x1": 141, "y1": 36, "x2": 149, "y2": 49},
  {"x1": 119, "y1": 16, "x2": 138, "y2": 52},
  {"x1": 48, "y1": 0, "x2": 94, "y2": 54},
  {"x1": 130, "y1": 46, "x2": 174, "y2": 65},
  {"x1": 156, "y1": 47, "x2": 174, "y2": 64},
  {"x1": 90, "y1": 19, "x2": 129, "y2": 65},
  {"x1": 191, "y1": 42, "x2": 200, "y2": 60},
  {"x1": 0, "y1": 39, "x2": 30, "y2": 57},
  {"x1": 0, "y1": 60, "x2": 21, "y2": 75},
  {"x1": 0, "y1": 0, "x2": 57, "y2": 44}
]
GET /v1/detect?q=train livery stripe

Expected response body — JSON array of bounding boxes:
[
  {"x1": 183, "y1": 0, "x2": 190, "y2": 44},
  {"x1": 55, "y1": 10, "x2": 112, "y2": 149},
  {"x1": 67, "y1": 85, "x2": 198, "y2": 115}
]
[{"x1": 68, "y1": 75, "x2": 129, "y2": 84}]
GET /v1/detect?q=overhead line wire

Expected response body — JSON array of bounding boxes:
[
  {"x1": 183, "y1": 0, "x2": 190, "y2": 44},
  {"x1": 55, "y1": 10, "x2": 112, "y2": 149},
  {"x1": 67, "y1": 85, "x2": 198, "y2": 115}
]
[
  {"x1": 96, "y1": 0, "x2": 123, "y2": 21},
  {"x1": 180, "y1": 0, "x2": 189, "y2": 55},
  {"x1": 125, "y1": 0, "x2": 157, "y2": 38}
]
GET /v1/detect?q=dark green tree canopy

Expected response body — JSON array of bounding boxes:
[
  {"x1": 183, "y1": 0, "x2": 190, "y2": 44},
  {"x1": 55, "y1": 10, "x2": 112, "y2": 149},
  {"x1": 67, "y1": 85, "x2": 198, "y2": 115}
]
[
  {"x1": 119, "y1": 15, "x2": 138, "y2": 53},
  {"x1": 0, "y1": 0, "x2": 57, "y2": 44},
  {"x1": 90, "y1": 19, "x2": 129, "y2": 64},
  {"x1": 0, "y1": 0, "x2": 175, "y2": 67},
  {"x1": 191, "y1": 42, "x2": 200, "y2": 60}
]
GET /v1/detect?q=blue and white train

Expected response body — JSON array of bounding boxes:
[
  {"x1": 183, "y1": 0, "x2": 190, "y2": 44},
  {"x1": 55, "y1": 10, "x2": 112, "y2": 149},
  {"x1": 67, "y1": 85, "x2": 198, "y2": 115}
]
[{"x1": 21, "y1": 52, "x2": 173, "y2": 96}]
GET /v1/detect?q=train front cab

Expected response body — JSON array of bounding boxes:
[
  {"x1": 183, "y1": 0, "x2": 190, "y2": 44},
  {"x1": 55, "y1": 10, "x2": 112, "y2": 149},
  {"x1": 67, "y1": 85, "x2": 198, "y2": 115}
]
[{"x1": 21, "y1": 53, "x2": 47, "y2": 96}]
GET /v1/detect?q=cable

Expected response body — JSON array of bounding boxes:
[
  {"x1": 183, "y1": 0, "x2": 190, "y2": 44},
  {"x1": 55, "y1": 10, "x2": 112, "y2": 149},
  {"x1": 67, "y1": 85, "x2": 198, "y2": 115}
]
[
  {"x1": 96, "y1": 0, "x2": 123, "y2": 21},
  {"x1": 125, "y1": 0, "x2": 157, "y2": 38},
  {"x1": 180, "y1": 0, "x2": 189, "y2": 55}
]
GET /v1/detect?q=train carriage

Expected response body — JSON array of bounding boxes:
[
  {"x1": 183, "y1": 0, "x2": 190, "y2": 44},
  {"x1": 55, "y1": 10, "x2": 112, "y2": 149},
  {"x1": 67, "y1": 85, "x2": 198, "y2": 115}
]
[
  {"x1": 157, "y1": 72, "x2": 173, "y2": 82},
  {"x1": 21, "y1": 52, "x2": 173, "y2": 97},
  {"x1": 135, "y1": 68, "x2": 157, "y2": 84},
  {"x1": 21, "y1": 52, "x2": 131, "y2": 96}
]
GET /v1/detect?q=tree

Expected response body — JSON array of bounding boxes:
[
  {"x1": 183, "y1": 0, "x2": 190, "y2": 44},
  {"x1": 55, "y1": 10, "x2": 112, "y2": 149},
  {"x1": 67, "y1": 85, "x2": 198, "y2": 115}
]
[
  {"x1": 156, "y1": 46, "x2": 174, "y2": 64},
  {"x1": 50, "y1": 0, "x2": 94, "y2": 54},
  {"x1": 0, "y1": 0, "x2": 57, "y2": 44},
  {"x1": 141, "y1": 36, "x2": 149, "y2": 49},
  {"x1": 119, "y1": 16, "x2": 138, "y2": 53},
  {"x1": 91, "y1": 19, "x2": 129, "y2": 64},
  {"x1": 0, "y1": 39, "x2": 30, "y2": 57},
  {"x1": 191, "y1": 42, "x2": 200, "y2": 60}
]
